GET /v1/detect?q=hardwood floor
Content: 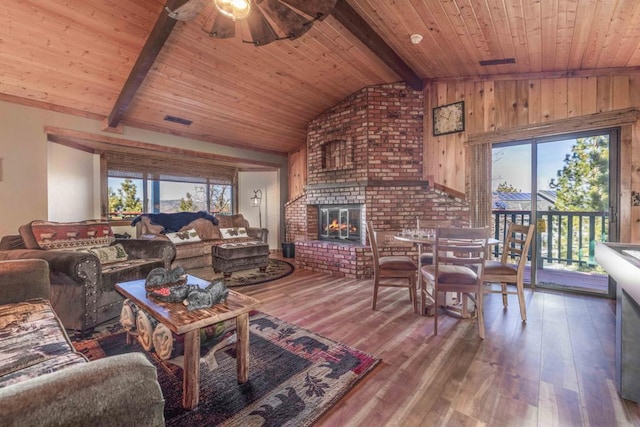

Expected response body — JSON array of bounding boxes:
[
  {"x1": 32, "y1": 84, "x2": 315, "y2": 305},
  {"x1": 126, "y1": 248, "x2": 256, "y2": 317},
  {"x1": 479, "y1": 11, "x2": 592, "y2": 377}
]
[{"x1": 241, "y1": 263, "x2": 640, "y2": 426}]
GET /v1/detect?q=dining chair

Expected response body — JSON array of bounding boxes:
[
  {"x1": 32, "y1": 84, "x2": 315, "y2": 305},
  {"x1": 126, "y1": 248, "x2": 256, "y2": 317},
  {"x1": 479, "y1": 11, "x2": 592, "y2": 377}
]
[
  {"x1": 421, "y1": 227, "x2": 489, "y2": 338},
  {"x1": 366, "y1": 221, "x2": 418, "y2": 313},
  {"x1": 416, "y1": 219, "x2": 452, "y2": 266},
  {"x1": 482, "y1": 222, "x2": 534, "y2": 321}
]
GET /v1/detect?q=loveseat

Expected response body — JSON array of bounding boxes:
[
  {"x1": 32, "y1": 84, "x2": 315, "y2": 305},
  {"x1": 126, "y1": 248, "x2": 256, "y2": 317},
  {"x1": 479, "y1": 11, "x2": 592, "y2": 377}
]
[
  {"x1": 0, "y1": 259, "x2": 165, "y2": 426},
  {"x1": 0, "y1": 220, "x2": 176, "y2": 333},
  {"x1": 133, "y1": 212, "x2": 268, "y2": 269}
]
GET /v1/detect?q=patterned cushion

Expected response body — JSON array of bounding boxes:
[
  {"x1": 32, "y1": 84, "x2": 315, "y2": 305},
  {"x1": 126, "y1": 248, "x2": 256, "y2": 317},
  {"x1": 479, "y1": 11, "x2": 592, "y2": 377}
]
[
  {"x1": 165, "y1": 228, "x2": 202, "y2": 245},
  {"x1": 27, "y1": 220, "x2": 115, "y2": 250},
  {"x1": 0, "y1": 299, "x2": 87, "y2": 388},
  {"x1": 220, "y1": 227, "x2": 248, "y2": 239},
  {"x1": 88, "y1": 243, "x2": 129, "y2": 264}
]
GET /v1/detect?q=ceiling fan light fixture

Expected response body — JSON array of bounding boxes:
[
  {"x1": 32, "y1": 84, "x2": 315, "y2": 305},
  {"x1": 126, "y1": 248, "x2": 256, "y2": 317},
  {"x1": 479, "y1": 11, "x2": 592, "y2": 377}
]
[{"x1": 215, "y1": 0, "x2": 251, "y2": 21}]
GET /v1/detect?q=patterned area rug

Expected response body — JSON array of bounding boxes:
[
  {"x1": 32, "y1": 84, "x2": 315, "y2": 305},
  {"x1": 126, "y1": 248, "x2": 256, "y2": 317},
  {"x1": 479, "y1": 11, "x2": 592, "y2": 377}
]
[
  {"x1": 188, "y1": 258, "x2": 294, "y2": 287},
  {"x1": 72, "y1": 312, "x2": 380, "y2": 427}
]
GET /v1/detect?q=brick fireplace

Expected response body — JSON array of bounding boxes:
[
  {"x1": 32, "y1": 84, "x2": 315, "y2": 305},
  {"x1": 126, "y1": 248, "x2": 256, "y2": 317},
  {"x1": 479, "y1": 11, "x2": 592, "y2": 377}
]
[{"x1": 285, "y1": 83, "x2": 471, "y2": 278}]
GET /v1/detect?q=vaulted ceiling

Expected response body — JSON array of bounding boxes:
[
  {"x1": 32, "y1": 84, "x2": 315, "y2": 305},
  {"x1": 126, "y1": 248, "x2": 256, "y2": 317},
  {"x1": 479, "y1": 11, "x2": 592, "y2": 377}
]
[{"x1": 2, "y1": 0, "x2": 640, "y2": 159}]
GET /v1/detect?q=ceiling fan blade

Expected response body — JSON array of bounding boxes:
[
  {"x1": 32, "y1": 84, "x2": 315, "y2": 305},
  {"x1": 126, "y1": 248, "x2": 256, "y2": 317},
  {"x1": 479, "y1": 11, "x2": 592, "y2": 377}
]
[
  {"x1": 259, "y1": 0, "x2": 313, "y2": 40},
  {"x1": 166, "y1": 0, "x2": 209, "y2": 21},
  {"x1": 280, "y1": 0, "x2": 337, "y2": 21},
  {"x1": 208, "y1": 13, "x2": 236, "y2": 39},
  {"x1": 247, "y1": 6, "x2": 279, "y2": 46}
]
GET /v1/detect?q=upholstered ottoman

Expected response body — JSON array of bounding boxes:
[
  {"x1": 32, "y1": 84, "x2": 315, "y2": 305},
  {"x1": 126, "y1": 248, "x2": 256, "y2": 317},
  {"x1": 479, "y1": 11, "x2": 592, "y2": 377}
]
[{"x1": 212, "y1": 241, "x2": 270, "y2": 277}]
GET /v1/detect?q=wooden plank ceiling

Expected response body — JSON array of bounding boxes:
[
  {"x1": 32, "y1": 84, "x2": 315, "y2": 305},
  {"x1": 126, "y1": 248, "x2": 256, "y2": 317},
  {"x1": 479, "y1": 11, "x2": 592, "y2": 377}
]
[{"x1": 2, "y1": 0, "x2": 640, "y2": 160}]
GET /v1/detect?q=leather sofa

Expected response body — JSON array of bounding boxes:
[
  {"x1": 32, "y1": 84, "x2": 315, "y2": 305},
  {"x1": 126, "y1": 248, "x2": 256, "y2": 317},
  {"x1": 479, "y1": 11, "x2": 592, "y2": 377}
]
[
  {"x1": 0, "y1": 259, "x2": 165, "y2": 426},
  {"x1": 134, "y1": 213, "x2": 268, "y2": 269},
  {"x1": 0, "y1": 220, "x2": 176, "y2": 333}
]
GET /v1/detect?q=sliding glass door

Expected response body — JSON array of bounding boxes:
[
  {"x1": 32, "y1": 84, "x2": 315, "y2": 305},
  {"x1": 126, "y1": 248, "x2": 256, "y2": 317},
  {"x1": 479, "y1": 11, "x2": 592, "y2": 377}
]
[{"x1": 492, "y1": 129, "x2": 618, "y2": 296}]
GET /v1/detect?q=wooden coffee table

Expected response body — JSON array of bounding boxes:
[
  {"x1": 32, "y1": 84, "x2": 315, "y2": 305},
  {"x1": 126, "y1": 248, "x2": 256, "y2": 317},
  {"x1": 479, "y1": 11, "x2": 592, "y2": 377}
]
[{"x1": 115, "y1": 275, "x2": 261, "y2": 409}]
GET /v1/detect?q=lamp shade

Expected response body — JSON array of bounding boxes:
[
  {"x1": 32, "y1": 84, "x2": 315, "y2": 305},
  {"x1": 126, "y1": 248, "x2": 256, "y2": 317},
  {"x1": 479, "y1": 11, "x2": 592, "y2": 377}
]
[
  {"x1": 251, "y1": 189, "x2": 262, "y2": 207},
  {"x1": 214, "y1": 0, "x2": 251, "y2": 21}
]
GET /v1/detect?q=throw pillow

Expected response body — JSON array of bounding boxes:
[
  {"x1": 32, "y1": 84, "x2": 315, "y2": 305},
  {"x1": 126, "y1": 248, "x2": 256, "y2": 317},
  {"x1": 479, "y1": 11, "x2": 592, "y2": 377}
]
[
  {"x1": 220, "y1": 227, "x2": 248, "y2": 239},
  {"x1": 28, "y1": 220, "x2": 115, "y2": 250},
  {"x1": 88, "y1": 243, "x2": 128, "y2": 264},
  {"x1": 165, "y1": 229, "x2": 202, "y2": 244}
]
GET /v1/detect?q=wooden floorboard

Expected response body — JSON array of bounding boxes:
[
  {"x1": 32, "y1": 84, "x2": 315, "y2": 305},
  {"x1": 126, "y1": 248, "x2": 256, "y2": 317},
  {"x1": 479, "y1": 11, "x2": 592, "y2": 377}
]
[{"x1": 239, "y1": 260, "x2": 640, "y2": 426}]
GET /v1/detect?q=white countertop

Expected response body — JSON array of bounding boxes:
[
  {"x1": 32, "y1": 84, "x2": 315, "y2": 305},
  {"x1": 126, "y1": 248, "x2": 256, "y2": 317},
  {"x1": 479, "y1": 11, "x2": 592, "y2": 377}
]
[{"x1": 595, "y1": 242, "x2": 640, "y2": 303}]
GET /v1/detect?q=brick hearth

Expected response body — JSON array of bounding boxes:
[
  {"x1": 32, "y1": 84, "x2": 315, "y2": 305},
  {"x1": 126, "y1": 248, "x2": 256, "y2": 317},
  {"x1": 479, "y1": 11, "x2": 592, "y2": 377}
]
[{"x1": 285, "y1": 82, "x2": 471, "y2": 278}]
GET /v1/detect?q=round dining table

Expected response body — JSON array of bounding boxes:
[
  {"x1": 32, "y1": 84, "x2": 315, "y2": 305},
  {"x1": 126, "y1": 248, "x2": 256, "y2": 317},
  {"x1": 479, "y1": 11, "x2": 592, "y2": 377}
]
[{"x1": 394, "y1": 233, "x2": 500, "y2": 316}]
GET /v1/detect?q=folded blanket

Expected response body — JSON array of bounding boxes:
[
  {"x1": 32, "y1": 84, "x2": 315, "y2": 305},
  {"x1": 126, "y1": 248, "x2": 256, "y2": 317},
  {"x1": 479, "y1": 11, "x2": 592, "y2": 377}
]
[{"x1": 131, "y1": 211, "x2": 219, "y2": 233}]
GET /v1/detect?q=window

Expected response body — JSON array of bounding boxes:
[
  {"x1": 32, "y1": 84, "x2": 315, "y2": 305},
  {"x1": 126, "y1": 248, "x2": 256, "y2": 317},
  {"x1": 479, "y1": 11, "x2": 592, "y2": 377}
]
[
  {"x1": 105, "y1": 152, "x2": 236, "y2": 220},
  {"x1": 108, "y1": 177, "x2": 233, "y2": 219}
]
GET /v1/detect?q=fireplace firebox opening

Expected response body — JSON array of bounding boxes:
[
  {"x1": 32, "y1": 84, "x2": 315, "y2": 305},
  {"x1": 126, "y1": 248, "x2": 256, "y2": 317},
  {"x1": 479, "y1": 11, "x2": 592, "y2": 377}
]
[{"x1": 318, "y1": 205, "x2": 362, "y2": 243}]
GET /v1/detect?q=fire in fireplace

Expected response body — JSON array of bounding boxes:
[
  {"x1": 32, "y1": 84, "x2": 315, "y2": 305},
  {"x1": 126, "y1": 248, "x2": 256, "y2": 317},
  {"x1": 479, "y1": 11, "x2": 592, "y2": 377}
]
[{"x1": 318, "y1": 205, "x2": 362, "y2": 243}]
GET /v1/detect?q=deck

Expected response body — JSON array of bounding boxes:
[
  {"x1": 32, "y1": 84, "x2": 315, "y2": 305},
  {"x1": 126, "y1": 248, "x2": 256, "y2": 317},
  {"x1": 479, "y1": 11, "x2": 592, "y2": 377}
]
[{"x1": 524, "y1": 266, "x2": 609, "y2": 294}]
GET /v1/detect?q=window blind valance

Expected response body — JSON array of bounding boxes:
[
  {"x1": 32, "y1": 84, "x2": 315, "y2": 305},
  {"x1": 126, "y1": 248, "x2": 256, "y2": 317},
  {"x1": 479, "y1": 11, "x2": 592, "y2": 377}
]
[{"x1": 105, "y1": 152, "x2": 237, "y2": 185}]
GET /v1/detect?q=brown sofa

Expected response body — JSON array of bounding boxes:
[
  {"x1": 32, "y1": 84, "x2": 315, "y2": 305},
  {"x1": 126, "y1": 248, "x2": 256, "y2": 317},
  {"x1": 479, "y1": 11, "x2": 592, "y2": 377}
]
[
  {"x1": 0, "y1": 259, "x2": 165, "y2": 427},
  {"x1": 134, "y1": 213, "x2": 268, "y2": 269},
  {"x1": 0, "y1": 220, "x2": 176, "y2": 333}
]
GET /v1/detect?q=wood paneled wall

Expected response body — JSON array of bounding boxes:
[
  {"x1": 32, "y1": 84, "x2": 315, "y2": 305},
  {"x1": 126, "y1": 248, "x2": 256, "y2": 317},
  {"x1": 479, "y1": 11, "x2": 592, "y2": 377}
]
[
  {"x1": 288, "y1": 145, "x2": 307, "y2": 200},
  {"x1": 424, "y1": 75, "x2": 640, "y2": 242}
]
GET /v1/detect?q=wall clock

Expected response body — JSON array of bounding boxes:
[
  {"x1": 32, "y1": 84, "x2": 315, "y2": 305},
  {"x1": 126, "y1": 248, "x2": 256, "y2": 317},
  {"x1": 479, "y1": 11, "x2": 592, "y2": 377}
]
[{"x1": 433, "y1": 101, "x2": 465, "y2": 136}]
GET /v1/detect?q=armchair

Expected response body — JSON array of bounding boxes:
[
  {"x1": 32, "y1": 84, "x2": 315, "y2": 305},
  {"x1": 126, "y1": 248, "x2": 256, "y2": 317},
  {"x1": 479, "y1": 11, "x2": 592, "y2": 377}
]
[
  {"x1": 0, "y1": 259, "x2": 165, "y2": 426},
  {"x1": 0, "y1": 220, "x2": 176, "y2": 333}
]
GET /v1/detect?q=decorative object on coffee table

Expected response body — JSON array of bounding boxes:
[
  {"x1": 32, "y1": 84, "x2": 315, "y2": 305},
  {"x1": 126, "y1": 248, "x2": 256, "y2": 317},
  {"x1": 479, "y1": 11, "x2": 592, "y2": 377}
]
[
  {"x1": 145, "y1": 266, "x2": 187, "y2": 287},
  {"x1": 145, "y1": 266, "x2": 190, "y2": 302},
  {"x1": 183, "y1": 281, "x2": 229, "y2": 311}
]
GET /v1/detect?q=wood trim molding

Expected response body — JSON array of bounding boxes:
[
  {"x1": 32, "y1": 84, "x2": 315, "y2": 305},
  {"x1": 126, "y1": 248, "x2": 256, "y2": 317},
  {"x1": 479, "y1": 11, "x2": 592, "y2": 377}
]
[
  {"x1": 0, "y1": 93, "x2": 104, "y2": 121},
  {"x1": 428, "y1": 67, "x2": 640, "y2": 84},
  {"x1": 466, "y1": 107, "x2": 640, "y2": 146},
  {"x1": 431, "y1": 182, "x2": 466, "y2": 200},
  {"x1": 43, "y1": 126, "x2": 281, "y2": 170}
]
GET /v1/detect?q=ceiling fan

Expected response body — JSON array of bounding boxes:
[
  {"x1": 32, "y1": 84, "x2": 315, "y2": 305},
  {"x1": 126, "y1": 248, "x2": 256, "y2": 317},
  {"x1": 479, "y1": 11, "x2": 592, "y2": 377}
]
[{"x1": 167, "y1": 0, "x2": 338, "y2": 46}]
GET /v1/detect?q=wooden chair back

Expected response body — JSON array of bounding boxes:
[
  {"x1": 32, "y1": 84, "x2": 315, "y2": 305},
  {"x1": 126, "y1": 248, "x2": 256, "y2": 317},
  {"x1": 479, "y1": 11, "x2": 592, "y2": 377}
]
[
  {"x1": 366, "y1": 221, "x2": 418, "y2": 313},
  {"x1": 500, "y1": 223, "x2": 534, "y2": 272},
  {"x1": 434, "y1": 227, "x2": 488, "y2": 273},
  {"x1": 430, "y1": 226, "x2": 489, "y2": 338}
]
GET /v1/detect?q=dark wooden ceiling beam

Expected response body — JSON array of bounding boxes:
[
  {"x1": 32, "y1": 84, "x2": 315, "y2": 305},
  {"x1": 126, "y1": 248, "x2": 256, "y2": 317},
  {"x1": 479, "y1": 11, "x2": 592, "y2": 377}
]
[
  {"x1": 106, "y1": 0, "x2": 191, "y2": 128},
  {"x1": 331, "y1": 0, "x2": 424, "y2": 91}
]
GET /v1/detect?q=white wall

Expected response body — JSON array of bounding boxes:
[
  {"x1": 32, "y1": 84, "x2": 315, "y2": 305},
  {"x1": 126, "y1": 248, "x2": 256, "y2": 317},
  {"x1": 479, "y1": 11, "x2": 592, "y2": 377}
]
[
  {"x1": 238, "y1": 171, "x2": 280, "y2": 249},
  {"x1": 48, "y1": 143, "x2": 97, "y2": 221},
  {"x1": 0, "y1": 103, "x2": 49, "y2": 236},
  {"x1": 0, "y1": 100, "x2": 290, "y2": 241}
]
